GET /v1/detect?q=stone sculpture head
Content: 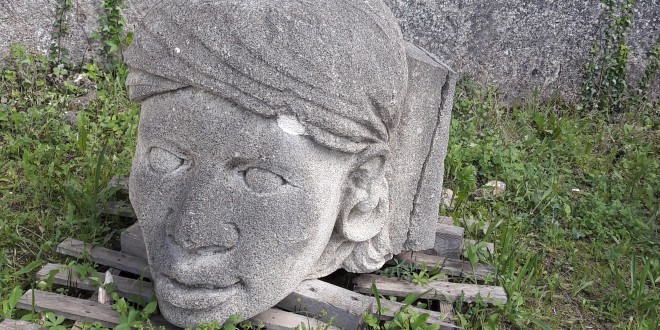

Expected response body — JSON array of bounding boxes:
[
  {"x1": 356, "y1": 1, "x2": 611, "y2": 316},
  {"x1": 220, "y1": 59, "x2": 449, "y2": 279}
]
[{"x1": 125, "y1": 0, "x2": 412, "y2": 326}]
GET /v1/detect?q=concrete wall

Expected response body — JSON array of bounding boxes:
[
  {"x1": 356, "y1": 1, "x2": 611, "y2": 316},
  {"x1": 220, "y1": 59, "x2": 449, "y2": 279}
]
[
  {"x1": 383, "y1": 0, "x2": 658, "y2": 101},
  {"x1": 1, "y1": 0, "x2": 657, "y2": 101},
  {"x1": 1, "y1": 1, "x2": 101, "y2": 63}
]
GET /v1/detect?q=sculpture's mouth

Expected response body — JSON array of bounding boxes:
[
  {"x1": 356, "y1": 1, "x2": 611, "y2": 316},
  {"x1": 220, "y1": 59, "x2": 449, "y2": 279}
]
[{"x1": 155, "y1": 272, "x2": 242, "y2": 310}]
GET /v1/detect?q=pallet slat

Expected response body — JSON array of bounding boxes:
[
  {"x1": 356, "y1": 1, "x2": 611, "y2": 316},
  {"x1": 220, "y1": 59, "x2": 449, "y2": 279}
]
[
  {"x1": 36, "y1": 263, "x2": 154, "y2": 301},
  {"x1": 252, "y1": 309, "x2": 339, "y2": 330},
  {"x1": 17, "y1": 290, "x2": 120, "y2": 328},
  {"x1": 375, "y1": 299, "x2": 457, "y2": 329},
  {"x1": 438, "y1": 216, "x2": 490, "y2": 236},
  {"x1": 98, "y1": 201, "x2": 136, "y2": 218},
  {"x1": 435, "y1": 224, "x2": 464, "y2": 258},
  {"x1": 56, "y1": 239, "x2": 151, "y2": 279},
  {"x1": 395, "y1": 251, "x2": 495, "y2": 280},
  {"x1": 0, "y1": 320, "x2": 41, "y2": 330},
  {"x1": 15, "y1": 289, "x2": 287, "y2": 330},
  {"x1": 106, "y1": 176, "x2": 129, "y2": 194},
  {"x1": 120, "y1": 223, "x2": 147, "y2": 260},
  {"x1": 353, "y1": 274, "x2": 507, "y2": 304},
  {"x1": 279, "y1": 279, "x2": 457, "y2": 329},
  {"x1": 277, "y1": 279, "x2": 371, "y2": 330}
]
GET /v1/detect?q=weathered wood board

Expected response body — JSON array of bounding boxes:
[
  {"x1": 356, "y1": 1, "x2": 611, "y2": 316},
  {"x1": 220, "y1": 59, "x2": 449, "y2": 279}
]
[
  {"x1": 17, "y1": 290, "x2": 121, "y2": 328},
  {"x1": 353, "y1": 274, "x2": 507, "y2": 304},
  {"x1": 0, "y1": 320, "x2": 41, "y2": 330},
  {"x1": 278, "y1": 279, "x2": 457, "y2": 329},
  {"x1": 36, "y1": 263, "x2": 154, "y2": 301},
  {"x1": 394, "y1": 251, "x2": 495, "y2": 280},
  {"x1": 56, "y1": 238, "x2": 152, "y2": 279},
  {"x1": 438, "y1": 216, "x2": 490, "y2": 236},
  {"x1": 120, "y1": 223, "x2": 147, "y2": 259},
  {"x1": 98, "y1": 201, "x2": 136, "y2": 218},
  {"x1": 252, "y1": 309, "x2": 339, "y2": 330},
  {"x1": 435, "y1": 224, "x2": 464, "y2": 258}
]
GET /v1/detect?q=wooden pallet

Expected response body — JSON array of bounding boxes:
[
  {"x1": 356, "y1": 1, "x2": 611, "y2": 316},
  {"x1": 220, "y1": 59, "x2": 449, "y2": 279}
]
[
  {"x1": 4, "y1": 177, "x2": 504, "y2": 329},
  {"x1": 11, "y1": 237, "x2": 462, "y2": 329}
]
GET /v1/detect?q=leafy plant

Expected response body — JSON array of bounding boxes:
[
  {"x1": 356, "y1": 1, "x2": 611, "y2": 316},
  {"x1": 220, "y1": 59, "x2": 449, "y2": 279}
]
[
  {"x1": 1, "y1": 287, "x2": 23, "y2": 319},
  {"x1": 463, "y1": 241, "x2": 490, "y2": 267},
  {"x1": 578, "y1": 0, "x2": 659, "y2": 115},
  {"x1": 411, "y1": 264, "x2": 442, "y2": 287},
  {"x1": 0, "y1": 42, "x2": 139, "y2": 307},
  {"x1": 42, "y1": 312, "x2": 67, "y2": 330},
  {"x1": 111, "y1": 292, "x2": 158, "y2": 330},
  {"x1": 363, "y1": 283, "x2": 439, "y2": 330},
  {"x1": 379, "y1": 261, "x2": 442, "y2": 287},
  {"x1": 50, "y1": 0, "x2": 73, "y2": 63},
  {"x1": 378, "y1": 259, "x2": 415, "y2": 281},
  {"x1": 93, "y1": 0, "x2": 133, "y2": 70}
]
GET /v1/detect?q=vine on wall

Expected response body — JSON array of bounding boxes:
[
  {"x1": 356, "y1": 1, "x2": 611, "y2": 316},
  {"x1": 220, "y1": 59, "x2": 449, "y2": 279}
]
[
  {"x1": 50, "y1": 0, "x2": 73, "y2": 64},
  {"x1": 579, "y1": 0, "x2": 658, "y2": 114}
]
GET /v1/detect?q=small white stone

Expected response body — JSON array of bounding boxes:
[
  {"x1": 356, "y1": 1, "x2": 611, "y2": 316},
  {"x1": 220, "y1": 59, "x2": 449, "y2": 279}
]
[
  {"x1": 474, "y1": 181, "x2": 506, "y2": 198},
  {"x1": 441, "y1": 187, "x2": 454, "y2": 210}
]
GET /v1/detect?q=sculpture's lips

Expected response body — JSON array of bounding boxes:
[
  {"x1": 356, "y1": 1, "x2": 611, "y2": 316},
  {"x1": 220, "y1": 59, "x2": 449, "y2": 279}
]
[{"x1": 155, "y1": 273, "x2": 242, "y2": 310}]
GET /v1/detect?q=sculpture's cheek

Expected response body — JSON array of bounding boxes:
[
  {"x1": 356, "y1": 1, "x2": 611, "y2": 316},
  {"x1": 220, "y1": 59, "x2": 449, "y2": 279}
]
[{"x1": 228, "y1": 188, "x2": 317, "y2": 246}]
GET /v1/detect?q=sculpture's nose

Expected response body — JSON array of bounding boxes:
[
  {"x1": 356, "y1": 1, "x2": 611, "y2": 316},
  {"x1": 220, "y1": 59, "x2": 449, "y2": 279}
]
[{"x1": 167, "y1": 177, "x2": 239, "y2": 254}]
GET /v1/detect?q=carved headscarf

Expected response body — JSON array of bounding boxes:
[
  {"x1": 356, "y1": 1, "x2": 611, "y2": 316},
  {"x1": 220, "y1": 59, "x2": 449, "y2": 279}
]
[{"x1": 125, "y1": 0, "x2": 408, "y2": 155}]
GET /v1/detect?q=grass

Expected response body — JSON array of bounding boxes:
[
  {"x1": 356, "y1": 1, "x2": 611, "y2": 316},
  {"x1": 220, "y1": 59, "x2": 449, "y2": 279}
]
[
  {"x1": 0, "y1": 44, "x2": 139, "y2": 316},
  {"x1": 442, "y1": 80, "x2": 659, "y2": 329},
  {"x1": 0, "y1": 45, "x2": 658, "y2": 329}
]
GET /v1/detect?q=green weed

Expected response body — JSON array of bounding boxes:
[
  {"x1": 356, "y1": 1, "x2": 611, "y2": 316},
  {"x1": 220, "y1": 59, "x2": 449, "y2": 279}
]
[
  {"x1": 0, "y1": 43, "x2": 139, "y2": 308},
  {"x1": 443, "y1": 78, "x2": 659, "y2": 328},
  {"x1": 362, "y1": 283, "x2": 439, "y2": 330}
]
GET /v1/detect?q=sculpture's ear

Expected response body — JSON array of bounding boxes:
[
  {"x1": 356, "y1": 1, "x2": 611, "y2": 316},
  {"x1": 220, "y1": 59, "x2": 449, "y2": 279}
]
[{"x1": 337, "y1": 156, "x2": 389, "y2": 242}]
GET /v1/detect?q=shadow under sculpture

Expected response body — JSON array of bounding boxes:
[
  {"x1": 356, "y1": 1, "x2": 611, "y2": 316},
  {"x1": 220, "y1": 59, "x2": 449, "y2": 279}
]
[{"x1": 124, "y1": 0, "x2": 455, "y2": 327}]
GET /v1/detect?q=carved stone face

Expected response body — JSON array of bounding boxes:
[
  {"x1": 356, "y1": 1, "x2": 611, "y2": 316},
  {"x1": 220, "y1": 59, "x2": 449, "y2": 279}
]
[{"x1": 129, "y1": 88, "x2": 355, "y2": 325}]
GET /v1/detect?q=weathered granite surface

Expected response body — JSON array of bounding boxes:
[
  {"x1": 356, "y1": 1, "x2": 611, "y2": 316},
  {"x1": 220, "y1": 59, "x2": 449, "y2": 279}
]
[
  {"x1": 124, "y1": 0, "x2": 452, "y2": 326},
  {"x1": 0, "y1": 0, "x2": 100, "y2": 64},
  {"x1": 2, "y1": 0, "x2": 656, "y2": 99},
  {"x1": 383, "y1": 0, "x2": 658, "y2": 101}
]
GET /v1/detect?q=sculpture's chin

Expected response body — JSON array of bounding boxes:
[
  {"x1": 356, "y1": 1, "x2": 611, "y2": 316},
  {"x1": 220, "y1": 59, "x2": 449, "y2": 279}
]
[
  {"x1": 158, "y1": 299, "x2": 227, "y2": 328},
  {"x1": 158, "y1": 298, "x2": 252, "y2": 328}
]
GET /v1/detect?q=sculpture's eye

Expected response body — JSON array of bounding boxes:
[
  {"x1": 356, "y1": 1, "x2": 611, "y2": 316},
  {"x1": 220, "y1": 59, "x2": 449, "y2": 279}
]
[
  {"x1": 242, "y1": 167, "x2": 286, "y2": 193},
  {"x1": 148, "y1": 147, "x2": 185, "y2": 174}
]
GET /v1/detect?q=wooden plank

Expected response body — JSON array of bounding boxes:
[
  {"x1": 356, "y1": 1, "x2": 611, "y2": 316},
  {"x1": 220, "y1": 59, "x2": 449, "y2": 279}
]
[
  {"x1": 278, "y1": 279, "x2": 458, "y2": 328},
  {"x1": 395, "y1": 251, "x2": 495, "y2": 280},
  {"x1": 36, "y1": 263, "x2": 154, "y2": 302},
  {"x1": 276, "y1": 278, "x2": 459, "y2": 329},
  {"x1": 465, "y1": 239, "x2": 495, "y2": 255},
  {"x1": 437, "y1": 274, "x2": 454, "y2": 319},
  {"x1": 277, "y1": 279, "x2": 370, "y2": 330},
  {"x1": 0, "y1": 320, "x2": 40, "y2": 330},
  {"x1": 56, "y1": 239, "x2": 151, "y2": 279},
  {"x1": 353, "y1": 274, "x2": 507, "y2": 305},
  {"x1": 120, "y1": 223, "x2": 147, "y2": 259},
  {"x1": 251, "y1": 308, "x2": 339, "y2": 330},
  {"x1": 106, "y1": 175, "x2": 129, "y2": 194},
  {"x1": 98, "y1": 201, "x2": 136, "y2": 218},
  {"x1": 438, "y1": 216, "x2": 490, "y2": 236},
  {"x1": 435, "y1": 224, "x2": 464, "y2": 258},
  {"x1": 16, "y1": 290, "x2": 120, "y2": 328},
  {"x1": 375, "y1": 299, "x2": 458, "y2": 329}
]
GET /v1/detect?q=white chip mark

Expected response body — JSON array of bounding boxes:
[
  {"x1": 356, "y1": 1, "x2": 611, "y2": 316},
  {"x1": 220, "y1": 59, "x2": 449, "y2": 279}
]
[
  {"x1": 175, "y1": 47, "x2": 181, "y2": 54},
  {"x1": 277, "y1": 115, "x2": 307, "y2": 136}
]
